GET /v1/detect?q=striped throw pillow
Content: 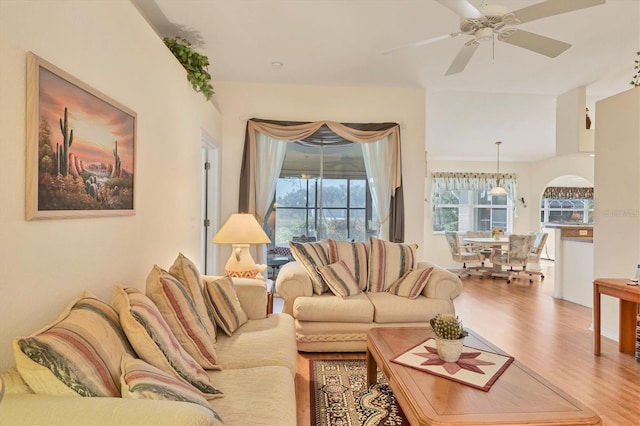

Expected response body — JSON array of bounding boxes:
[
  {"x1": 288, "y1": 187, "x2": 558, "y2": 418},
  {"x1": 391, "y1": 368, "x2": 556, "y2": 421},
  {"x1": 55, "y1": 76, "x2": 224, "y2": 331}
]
[
  {"x1": 317, "y1": 261, "x2": 362, "y2": 298},
  {"x1": 327, "y1": 239, "x2": 369, "y2": 290},
  {"x1": 289, "y1": 241, "x2": 329, "y2": 294},
  {"x1": 168, "y1": 253, "x2": 218, "y2": 342},
  {"x1": 14, "y1": 292, "x2": 135, "y2": 397},
  {"x1": 146, "y1": 265, "x2": 220, "y2": 370},
  {"x1": 387, "y1": 267, "x2": 434, "y2": 299},
  {"x1": 367, "y1": 237, "x2": 418, "y2": 292},
  {"x1": 203, "y1": 277, "x2": 248, "y2": 336},
  {"x1": 111, "y1": 286, "x2": 224, "y2": 399},
  {"x1": 120, "y1": 353, "x2": 223, "y2": 423}
]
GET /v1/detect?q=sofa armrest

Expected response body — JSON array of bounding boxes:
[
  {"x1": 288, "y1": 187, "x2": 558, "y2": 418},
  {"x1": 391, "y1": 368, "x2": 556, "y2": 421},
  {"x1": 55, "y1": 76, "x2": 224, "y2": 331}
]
[
  {"x1": 275, "y1": 261, "x2": 313, "y2": 315},
  {"x1": 0, "y1": 394, "x2": 219, "y2": 425},
  {"x1": 201, "y1": 275, "x2": 267, "y2": 320},
  {"x1": 418, "y1": 262, "x2": 463, "y2": 300}
]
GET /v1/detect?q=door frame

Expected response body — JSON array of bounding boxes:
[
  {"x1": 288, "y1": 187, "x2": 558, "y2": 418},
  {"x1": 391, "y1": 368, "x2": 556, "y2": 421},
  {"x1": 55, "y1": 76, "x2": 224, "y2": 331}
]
[{"x1": 200, "y1": 129, "x2": 220, "y2": 275}]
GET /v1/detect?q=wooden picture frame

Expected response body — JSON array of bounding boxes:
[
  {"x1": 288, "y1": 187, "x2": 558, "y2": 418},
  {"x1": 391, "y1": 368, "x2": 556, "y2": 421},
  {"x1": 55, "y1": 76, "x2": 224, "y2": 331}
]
[{"x1": 26, "y1": 52, "x2": 136, "y2": 220}]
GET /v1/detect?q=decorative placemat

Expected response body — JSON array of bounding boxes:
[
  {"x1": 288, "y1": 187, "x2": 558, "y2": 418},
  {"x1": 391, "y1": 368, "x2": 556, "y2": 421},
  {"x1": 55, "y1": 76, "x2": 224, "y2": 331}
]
[{"x1": 391, "y1": 337, "x2": 514, "y2": 391}]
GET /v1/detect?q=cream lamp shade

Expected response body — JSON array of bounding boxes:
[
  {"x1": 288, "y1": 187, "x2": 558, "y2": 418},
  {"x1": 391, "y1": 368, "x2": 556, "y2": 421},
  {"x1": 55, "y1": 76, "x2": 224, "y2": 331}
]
[{"x1": 212, "y1": 213, "x2": 271, "y2": 278}]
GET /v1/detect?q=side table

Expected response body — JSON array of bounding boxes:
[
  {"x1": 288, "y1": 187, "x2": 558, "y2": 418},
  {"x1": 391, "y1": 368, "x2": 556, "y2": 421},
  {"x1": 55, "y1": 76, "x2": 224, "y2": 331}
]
[
  {"x1": 593, "y1": 278, "x2": 640, "y2": 356},
  {"x1": 265, "y1": 279, "x2": 274, "y2": 315}
]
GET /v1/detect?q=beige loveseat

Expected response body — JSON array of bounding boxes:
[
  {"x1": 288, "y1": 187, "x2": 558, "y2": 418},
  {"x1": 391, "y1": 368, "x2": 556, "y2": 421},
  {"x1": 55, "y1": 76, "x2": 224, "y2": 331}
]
[
  {"x1": 0, "y1": 269, "x2": 297, "y2": 426},
  {"x1": 276, "y1": 238, "x2": 463, "y2": 352}
]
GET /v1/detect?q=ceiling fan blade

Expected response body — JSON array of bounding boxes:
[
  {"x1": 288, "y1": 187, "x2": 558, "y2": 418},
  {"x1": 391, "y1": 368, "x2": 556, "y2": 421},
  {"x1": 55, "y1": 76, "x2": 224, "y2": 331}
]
[
  {"x1": 382, "y1": 32, "x2": 462, "y2": 55},
  {"x1": 433, "y1": 0, "x2": 483, "y2": 19},
  {"x1": 498, "y1": 29, "x2": 571, "y2": 58},
  {"x1": 511, "y1": 0, "x2": 605, "y2": 24},
  {"x1": 445, "y1": 42, "x2": 479, "y2": 76}
]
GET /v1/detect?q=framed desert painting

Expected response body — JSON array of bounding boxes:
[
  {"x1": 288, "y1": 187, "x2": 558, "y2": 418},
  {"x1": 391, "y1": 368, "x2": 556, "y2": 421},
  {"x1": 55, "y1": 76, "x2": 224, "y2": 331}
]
[{"x1": 26, "y1": 52, "x2": 136, "y2": 220}]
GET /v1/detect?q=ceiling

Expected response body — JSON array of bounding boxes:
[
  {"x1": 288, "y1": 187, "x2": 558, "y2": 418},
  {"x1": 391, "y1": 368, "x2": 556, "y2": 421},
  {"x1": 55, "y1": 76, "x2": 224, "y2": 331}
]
[{"x1": 134, "y1": 0, "x2": 640, "y2": 162}]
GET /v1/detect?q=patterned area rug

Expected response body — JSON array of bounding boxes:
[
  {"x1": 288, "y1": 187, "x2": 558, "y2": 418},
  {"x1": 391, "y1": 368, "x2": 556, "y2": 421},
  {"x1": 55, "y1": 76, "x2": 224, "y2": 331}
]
[{"x1": 310, "y1": 359, "x2": 409, "y2": 426}]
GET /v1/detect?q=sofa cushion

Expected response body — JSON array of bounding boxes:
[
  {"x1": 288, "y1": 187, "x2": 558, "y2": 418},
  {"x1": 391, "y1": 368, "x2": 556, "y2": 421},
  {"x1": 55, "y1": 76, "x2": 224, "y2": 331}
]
[
  {"x1": 327, "y1": 239, "x2": 369, "y2": 290},
  {"x1": 386, "y1": 267, "x2": 434, "y2": 299},
  {"x1": 203, "y1": 277, "x2": 248, "y2": 336},
  {"x1": 168, "y1": 253, "x2": 218, "y2": 342},
  {"x1": 0, "y1": 368, "x2": 33, "y2": 395},
  {"x1": 367, "y1": 237, "x2": 418, "y2": 292},
  {"x1": 215, "y1": 313, "x2": 297, "y2": 377},
  {"x1": 120, "y1": 353, "x2": 222, "y2": 422},
  {"x1": 13, "y1": 291, "x2": 135, "y2": 397},
  {"x1": 317, "y1": 261, "x2": 362, "y2": 298},
  {"x1": 146, "y1": 265, "x2": 220, "y2": 370},
  {"x1": 208, "y1": 366, "x2": 296, "y2": 426},
  {"x1": 294, "y1": 293, "x2": 374, "y2": 323},
  {"x1": 289, "y1": 240, "x2": 329, "y2": 294},
  {"x1": 111, "y1": 286, "x2": 223, "y2": 399},
  {"x1": 366, "y1": 292, "x2": 453, "y2": 323}
]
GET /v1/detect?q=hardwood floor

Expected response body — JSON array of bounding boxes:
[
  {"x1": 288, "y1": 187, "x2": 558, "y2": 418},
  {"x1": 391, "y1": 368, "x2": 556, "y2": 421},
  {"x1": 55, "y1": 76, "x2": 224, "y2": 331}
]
[{"x1": 291, "y1": 262, "x2": 640, "y2": 426}]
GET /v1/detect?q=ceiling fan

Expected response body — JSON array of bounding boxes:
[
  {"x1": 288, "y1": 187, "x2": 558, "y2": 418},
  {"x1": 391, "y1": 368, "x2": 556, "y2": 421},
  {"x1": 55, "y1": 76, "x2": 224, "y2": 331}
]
[{"x1": 385, "y1": 0, "x2": 605, "y2": 75}]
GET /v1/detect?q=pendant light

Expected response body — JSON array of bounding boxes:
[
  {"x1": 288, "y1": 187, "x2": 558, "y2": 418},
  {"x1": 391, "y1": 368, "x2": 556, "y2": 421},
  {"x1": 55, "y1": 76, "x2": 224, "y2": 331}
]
[{"x1": 489, "y1": 141, "x2": 507, "y2": 196}]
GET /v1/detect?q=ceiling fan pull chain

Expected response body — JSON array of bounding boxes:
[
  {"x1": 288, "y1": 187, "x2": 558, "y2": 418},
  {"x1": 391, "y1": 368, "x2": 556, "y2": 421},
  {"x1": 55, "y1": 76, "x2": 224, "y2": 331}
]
[{"x1": 492, "y1": 33, "x2": 495, "y2": 64}]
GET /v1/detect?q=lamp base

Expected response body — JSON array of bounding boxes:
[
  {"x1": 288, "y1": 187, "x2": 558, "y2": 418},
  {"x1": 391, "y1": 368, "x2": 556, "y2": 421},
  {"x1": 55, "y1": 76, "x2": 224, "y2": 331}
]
[{"x1": 224, "y1": 244, "x2": 258, "y2": 278}]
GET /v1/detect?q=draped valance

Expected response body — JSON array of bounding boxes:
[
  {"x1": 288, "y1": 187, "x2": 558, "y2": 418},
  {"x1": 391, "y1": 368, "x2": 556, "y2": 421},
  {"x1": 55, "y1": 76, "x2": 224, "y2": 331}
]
[
  {"x1": 542, "y1": 186, "x2": 593, "y2": 199},
  {"x1": 239, "y1": 118, "x2": 405, "y2": 242}
]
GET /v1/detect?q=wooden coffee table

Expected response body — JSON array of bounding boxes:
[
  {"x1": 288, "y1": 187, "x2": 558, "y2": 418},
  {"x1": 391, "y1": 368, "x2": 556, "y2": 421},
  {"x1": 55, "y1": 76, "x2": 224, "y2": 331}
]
[{"x1": 366, "y1": 327, "x2": 601, "y2": 425}]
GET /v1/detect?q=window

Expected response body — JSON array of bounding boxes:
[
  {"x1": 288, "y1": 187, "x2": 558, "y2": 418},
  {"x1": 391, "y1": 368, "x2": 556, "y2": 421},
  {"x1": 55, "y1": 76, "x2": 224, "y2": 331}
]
[
  {"x1": 272, "y1": 141, "x2": 378, "y2": 245},
  {"x1": 540, "y1": 198, "x2": 594, "y2": 224},
  {"x1": 433, "y1": 189, "x2": 509, "y2": 233},
  {"x1": 540, "y1": 186, "x2": 594, "y2": 225},
  {"x1": 431, "y1": 172, "x2": 517, "y2": 234},
  {"x1": 274, "y1": 177, "x2": 375, "y2": 245}
]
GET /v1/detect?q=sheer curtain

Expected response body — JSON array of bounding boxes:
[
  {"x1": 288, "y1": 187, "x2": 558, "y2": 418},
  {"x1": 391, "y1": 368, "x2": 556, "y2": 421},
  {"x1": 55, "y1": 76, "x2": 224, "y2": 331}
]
[
  {"x1": 361, "y1": 137, "x2": 394, "y2": 240},
  {"x1": 254, "y1": 133, "x2": 287, "y2": 221},
  {"x1": 239, "y1": 119, "x2": 405, "y2": 242}
]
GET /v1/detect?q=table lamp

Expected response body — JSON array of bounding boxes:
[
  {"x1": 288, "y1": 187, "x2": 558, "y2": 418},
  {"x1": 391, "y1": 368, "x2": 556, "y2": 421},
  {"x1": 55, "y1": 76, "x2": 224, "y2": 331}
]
[{"x1": 212, "y1": 213, "x2": 271, "y2": 278}]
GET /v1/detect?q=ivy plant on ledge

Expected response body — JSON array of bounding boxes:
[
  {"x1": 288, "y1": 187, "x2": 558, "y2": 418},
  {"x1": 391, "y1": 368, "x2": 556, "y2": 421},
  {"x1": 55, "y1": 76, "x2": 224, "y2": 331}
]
[
  {"x1": 631, "y1": 51, "x2": 640, "y2": 87},
  {"x1": 164, "y1": 36, "x2": 214, "y2": 101}
]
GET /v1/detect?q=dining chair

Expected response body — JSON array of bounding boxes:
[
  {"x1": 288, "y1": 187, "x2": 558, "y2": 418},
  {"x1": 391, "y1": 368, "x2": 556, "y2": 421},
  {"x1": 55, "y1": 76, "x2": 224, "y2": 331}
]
[
  {"x1": 465, "y1": 231, "x2": 492, "y2": 261},
  {"x1": 490, "y1": 234, "x2": 537, "y2": 283},
  {"x1": 445, "y1": 232, "x2": 485, "y2": 278},
  {"x1": 514, "y1": 232, "x2": 549, "y2": 281}
]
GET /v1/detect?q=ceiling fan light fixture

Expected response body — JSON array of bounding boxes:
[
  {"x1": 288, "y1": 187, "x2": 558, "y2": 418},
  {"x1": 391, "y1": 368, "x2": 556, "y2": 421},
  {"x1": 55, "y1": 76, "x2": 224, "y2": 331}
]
[{"x1": 475, "y1": 27, "x2": 494, "y2": 42}]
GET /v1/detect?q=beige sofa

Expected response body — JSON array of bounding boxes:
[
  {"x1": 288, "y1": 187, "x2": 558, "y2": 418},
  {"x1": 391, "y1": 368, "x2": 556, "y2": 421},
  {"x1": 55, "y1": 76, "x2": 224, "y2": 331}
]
[
  {"x1": 276, "y1": 260, "x2": 463, "y2": 352},
  {"x1": 0, "y1": 276, "x2": 297, "y2": 426}
]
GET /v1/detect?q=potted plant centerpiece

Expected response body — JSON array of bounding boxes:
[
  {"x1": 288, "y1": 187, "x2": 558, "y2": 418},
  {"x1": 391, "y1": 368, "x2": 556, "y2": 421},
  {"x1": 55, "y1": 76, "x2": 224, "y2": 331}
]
[{"x1": 430, "y1": 314, "x2": 468, "y2": 362}]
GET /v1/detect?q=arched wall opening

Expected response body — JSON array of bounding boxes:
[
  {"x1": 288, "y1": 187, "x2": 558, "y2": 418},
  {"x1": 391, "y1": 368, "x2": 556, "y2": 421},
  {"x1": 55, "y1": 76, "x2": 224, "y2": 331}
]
[{"x1": 538, "y1": 175, "x2": 593, "y2": 260}]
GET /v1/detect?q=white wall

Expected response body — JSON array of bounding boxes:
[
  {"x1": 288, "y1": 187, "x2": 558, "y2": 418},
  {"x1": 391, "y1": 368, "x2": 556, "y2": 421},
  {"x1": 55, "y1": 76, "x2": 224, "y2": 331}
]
[
  {"x1": 212, "y1": 81, "x2": 426, "y2": 270},
  {"x1": 426, "y1": 91, "x2": 557, "y2": 162},
  {"x1": 0, "y1": 0, "x2": 221, "y2": 371},
  {"x1": 594, "y1": 87, "x2": 640, "y2": 340}
]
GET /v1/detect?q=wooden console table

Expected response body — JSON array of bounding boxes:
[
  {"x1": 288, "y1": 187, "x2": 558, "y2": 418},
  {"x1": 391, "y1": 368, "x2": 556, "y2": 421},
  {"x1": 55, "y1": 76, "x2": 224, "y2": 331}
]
[{"x1": 593, "y1": 278, "x2": 640, "y2": 355}]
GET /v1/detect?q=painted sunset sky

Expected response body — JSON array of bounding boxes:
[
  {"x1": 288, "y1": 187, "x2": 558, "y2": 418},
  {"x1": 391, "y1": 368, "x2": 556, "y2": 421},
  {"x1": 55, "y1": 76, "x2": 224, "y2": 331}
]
[{"x1": 39, "y1": 67, "x2": 134, "y2": 172}]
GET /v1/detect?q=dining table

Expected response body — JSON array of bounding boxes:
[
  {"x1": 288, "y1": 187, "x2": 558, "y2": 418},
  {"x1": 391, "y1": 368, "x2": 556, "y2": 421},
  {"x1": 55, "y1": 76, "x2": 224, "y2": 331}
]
[{"x1": 462, "y1": 237, "x2": 509, "y2": 273}]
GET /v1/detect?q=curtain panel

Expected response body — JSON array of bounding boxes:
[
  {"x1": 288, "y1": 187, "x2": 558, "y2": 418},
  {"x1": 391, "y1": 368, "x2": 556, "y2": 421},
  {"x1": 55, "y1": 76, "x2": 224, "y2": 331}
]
[
  {"x1": 431, "y1": 171, "x2": 519, "y2": 214},
  {"x1": 239, "y1": 118, "x2": 405, "y2": 242}
]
